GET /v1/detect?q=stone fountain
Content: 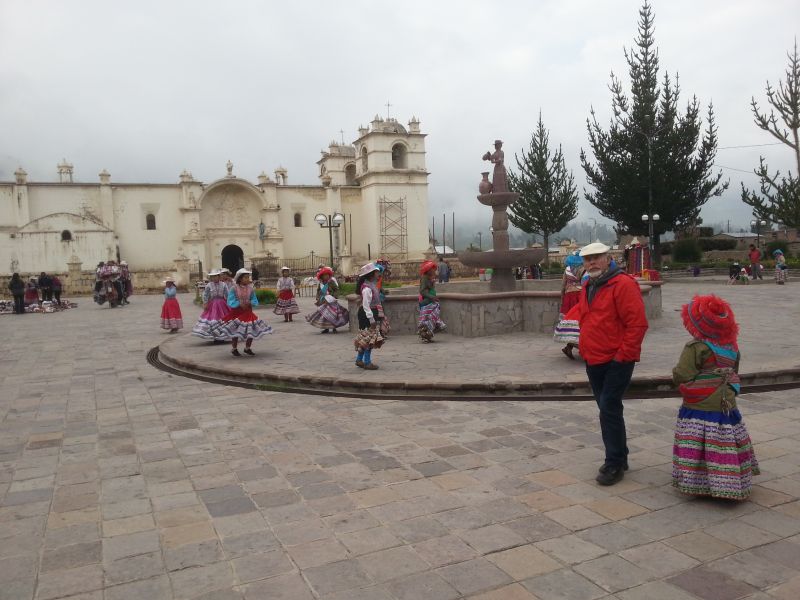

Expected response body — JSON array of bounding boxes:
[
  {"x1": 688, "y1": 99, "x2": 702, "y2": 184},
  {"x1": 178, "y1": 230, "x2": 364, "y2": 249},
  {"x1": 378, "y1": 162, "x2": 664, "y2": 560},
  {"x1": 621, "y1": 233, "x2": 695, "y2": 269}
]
[{"x1": 459, "y1": 140, "x2": 547, "y2": 291}]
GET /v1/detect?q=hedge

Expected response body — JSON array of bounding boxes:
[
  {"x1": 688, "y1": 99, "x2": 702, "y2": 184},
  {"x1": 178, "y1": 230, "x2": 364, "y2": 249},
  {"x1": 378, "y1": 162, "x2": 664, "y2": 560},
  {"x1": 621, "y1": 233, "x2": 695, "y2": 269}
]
[
  {"x1": 765, "y1": 239, "x2": 791, "y2": 258},
  {"x1": 254, "y1": 288, "x2": 277, "y2": 304},
  {"x1": 662, "y1": 238, "x2": 736, "y2": 255},
  {"x1": 671, "y1": 238, "x2": 702, "y2": 263}
]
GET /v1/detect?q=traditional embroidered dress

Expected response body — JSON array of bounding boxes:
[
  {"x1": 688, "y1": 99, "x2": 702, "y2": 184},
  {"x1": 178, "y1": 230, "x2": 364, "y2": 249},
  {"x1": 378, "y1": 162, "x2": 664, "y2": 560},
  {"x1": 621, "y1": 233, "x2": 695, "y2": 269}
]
[
  {"x1": 354, "y1": 279, "x2": 386, "y2": 353},
  {"x1": 417, "y1": 274, "x2": 446, "y2": 342},
  {"x1": 274, "y1": 276, "x2": 300, "y2": 315},
  {"x1": 191, "y1": 280, "x2": 230, "y2": 340},
  {"x1": 215, "y1": 284, "x2": 273, "y2": 340},
  {"x1": 305, "y1": 279, "x2": 349, "y2": 329},
  {"x1": 554, "y1": 267, "x2": 582, "y2": 345},
  {"x1": 160, "y1": 286, "x2": 183, "y2": 330},
  {"x1": 24, "y1": 281, "x2": 39, "y2": 305},
  {"x1": 672, "y1": 295, "x2": 758, "y2": 500}
]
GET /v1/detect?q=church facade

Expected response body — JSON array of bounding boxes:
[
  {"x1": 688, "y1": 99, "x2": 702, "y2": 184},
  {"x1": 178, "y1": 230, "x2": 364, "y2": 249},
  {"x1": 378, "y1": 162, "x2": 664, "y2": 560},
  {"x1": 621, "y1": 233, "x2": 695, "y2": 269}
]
[{"x1": 0, "y1": 115, "x2": 430, "y2": 276}]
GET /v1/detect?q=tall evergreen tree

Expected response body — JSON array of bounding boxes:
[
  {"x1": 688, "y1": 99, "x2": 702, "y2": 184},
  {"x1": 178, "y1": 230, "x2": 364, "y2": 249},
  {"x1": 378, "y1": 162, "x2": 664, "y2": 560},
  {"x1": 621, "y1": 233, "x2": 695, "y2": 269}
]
[
  {"x1": 507, "y1": 112, "x2": 578, "y2": 263},
  {"x1": 580, "y1": 1, "x2": 727, "y2": 262},
  {"x1": 741, "y1": 41, "x2": 800, "y2": 228}
]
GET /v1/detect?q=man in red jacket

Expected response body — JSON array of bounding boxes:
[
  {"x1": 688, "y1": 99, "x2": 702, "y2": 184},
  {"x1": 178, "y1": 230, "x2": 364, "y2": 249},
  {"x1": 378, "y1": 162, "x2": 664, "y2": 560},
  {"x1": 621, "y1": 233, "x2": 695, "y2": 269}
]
[
  {"x1": 748, "y1": 244, "x2": 763, "y2": 280},
  {"x1": 577, "y1": 242, "x2": 649, "y2": 486}
]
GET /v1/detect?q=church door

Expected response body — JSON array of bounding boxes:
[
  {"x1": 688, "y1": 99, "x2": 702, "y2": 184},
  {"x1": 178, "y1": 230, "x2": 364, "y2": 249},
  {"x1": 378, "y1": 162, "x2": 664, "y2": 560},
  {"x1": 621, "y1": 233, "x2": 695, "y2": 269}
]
[{"x1": 221, "y1": 244, "x2": 244, "y2": 273}]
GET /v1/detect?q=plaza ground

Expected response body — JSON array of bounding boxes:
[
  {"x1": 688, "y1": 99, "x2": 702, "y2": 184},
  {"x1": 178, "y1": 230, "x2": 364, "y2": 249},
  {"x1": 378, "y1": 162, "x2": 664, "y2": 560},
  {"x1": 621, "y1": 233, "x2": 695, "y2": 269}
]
[{"x1": 0, "y1": 280, "x2": 799, "y2": 600}]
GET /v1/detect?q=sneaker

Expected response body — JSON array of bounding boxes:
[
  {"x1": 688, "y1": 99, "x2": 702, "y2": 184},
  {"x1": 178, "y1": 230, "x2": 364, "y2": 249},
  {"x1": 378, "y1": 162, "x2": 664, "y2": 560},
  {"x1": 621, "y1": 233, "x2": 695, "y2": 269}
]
[
  {"x1": 231, "y1": 349, "x2": 241, "y2": 357},
  {"x1": 243, "y1": 348, "x2": 255, "y2": 356},
  {"x1": 363, "y1": 363, "x2": 379, "y2": 370},
  {"x1": 596, "y1": 465, "x2": 625, "y2": 486},
  {"x1": 355, "y1": 360, "x2": 365, "y2": 368}
]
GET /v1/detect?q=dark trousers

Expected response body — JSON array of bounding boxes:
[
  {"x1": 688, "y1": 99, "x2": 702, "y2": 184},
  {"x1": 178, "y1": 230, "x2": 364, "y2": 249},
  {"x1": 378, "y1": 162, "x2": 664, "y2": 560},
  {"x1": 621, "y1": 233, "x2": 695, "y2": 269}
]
[
  {"x1": 586, "y1": 360, "x2": 635, "y2": 467},
  {"x1": 13, "y1": 294, "x2": 25, "y2": 314},
  {"x1": 53, "y1": 290, "x2": 61, "y2": 303},
  {"x1": 41, "y1": 288, "x2": 52, "y2": 301}
]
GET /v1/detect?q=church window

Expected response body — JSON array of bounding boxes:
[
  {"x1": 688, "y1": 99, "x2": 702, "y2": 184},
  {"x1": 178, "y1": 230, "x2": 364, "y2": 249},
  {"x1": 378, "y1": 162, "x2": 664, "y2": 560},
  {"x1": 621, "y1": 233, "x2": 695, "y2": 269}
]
[
  {"x1": 391, "y1": 143, "x2": 407, "y2": 169},
  {"x1": 345, "y1": 163, "x2": 357, "y2": 185},
  {"x1": 294, "y1": 213, "x2": 302, "y2": 227},
  {"x1": 361, "y1": 147, "x2": 368, "y2": 172},
  {"x1": 146, "y1": 213, "x2": 156, "y2": 230},
  {"x1": 61, "y1": 230, "x2": 72, "y2": 241}
]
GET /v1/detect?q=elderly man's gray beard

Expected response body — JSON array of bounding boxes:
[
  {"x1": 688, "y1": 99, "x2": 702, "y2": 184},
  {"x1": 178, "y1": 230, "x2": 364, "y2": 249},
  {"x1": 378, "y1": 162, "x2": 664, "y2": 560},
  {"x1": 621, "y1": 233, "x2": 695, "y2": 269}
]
[{"x1": 587, "y1": 268, "x2": 604, "y2": 279}]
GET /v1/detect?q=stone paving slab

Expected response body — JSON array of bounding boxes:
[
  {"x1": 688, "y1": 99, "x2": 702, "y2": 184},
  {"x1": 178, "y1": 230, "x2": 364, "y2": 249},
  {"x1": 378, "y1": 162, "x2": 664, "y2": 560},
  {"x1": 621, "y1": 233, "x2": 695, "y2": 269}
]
[
  {"x1": 158, "y1": 281, "x2": 800, "y2": 396},
  {"x1": 0, "y1": 280, "x2": 798, "y2": 599}
]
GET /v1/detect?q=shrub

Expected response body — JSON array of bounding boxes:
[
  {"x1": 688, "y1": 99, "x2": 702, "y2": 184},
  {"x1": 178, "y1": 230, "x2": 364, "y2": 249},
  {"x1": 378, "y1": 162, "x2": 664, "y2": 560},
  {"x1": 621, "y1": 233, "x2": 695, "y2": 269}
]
[
  {"x1": 660, "y1": 242, "x2": 673, "y2": 255},
  {"x1": 254, "y1": 288, "x2": 277, "y2": 304},
  {"x1": 697, "y1": 238, "x2": 737, "y2": 251},
  {"x1": 765, "y1": 239, "x2": 790, "y2": 258},
  {"x1": 671, "y1": 238, "x2": 702, "y2": 263}
]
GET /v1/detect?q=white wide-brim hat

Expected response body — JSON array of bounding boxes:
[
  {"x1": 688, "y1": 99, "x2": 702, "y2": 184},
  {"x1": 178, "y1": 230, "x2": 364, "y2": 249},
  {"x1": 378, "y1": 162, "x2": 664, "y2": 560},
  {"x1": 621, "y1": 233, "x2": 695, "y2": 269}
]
[
  {"x1": 358, "y1": 262, "x2": 380, "y2": 277},
  {"x1": 579, "y1": 242, "x2": 611, "y2": 257},
  {"x1": 220, "y1": 268, "x2": 231, "y2": 274},
  {"x1": 234, "y1": 268, "x2": 252, "y2": 283},
  {"x1": 280, "y1": 266, "x2": 290, "y2": 272},
  {"x1": 163, "y1": 276, "x2": 175, "y2": 284},
  {"x1": 208, "y1": 269, "x2": 221, "y2": 277}
]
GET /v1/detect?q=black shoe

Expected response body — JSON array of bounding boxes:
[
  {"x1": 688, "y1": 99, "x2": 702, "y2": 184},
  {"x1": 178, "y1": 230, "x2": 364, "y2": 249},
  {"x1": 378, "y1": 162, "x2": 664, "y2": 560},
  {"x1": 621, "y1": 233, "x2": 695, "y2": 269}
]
[
  {"x1": 596, "y1": 465, "x2": 625, "y2": 486},
  {"x1": 321, "y1": 329, "x2": 330, "y2": 334},
  {"x1": 231, "y1": 349, "x2": 241, "y2": 356},
  {"x1": 598, "y1": 462, "x2": 629, "y2": 474},
  {"x1": 243, "y1": 348, "x2": 254, "y2": 356}
]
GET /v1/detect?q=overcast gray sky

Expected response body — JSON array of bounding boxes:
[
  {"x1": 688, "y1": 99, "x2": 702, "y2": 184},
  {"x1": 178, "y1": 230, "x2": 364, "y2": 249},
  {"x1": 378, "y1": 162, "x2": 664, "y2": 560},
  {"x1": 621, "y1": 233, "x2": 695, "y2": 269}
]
[{"x1": 1, "y1": 0, "x2": 798, "y2": 232}]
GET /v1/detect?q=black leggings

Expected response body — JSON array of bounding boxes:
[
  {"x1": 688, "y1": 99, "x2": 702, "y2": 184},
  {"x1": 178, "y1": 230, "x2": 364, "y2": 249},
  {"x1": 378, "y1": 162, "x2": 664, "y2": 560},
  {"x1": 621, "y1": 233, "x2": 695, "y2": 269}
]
[{"x1": 13, "y1": 294, "x2": 24, "y2": 314}]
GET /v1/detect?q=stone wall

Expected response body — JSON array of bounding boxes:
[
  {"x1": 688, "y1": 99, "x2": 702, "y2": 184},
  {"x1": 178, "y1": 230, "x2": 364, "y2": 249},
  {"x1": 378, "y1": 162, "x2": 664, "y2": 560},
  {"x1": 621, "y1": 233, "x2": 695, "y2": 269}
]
[{"x1": 347, "y1": 281, "x2": 663, "y2": 337}]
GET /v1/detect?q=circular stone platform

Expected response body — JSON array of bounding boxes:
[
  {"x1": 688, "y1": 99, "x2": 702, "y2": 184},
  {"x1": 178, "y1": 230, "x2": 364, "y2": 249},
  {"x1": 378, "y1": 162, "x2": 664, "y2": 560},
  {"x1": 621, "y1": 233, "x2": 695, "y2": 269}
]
[{"x1": 155, "y1": 280, "x2": 800, "y2": 399}]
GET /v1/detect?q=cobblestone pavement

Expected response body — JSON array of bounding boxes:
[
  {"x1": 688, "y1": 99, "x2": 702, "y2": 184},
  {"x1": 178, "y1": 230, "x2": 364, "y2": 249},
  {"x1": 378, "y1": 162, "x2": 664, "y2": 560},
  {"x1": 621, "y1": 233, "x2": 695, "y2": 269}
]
[{"x1": 1, "y1": 283, "x2": 799, "y2": 600}]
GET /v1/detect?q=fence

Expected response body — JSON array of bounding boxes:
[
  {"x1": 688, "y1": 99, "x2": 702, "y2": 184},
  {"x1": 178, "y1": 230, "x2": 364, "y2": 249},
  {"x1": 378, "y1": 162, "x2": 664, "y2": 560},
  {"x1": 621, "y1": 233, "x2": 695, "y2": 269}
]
[{"x1": 251, "y1": 254, "x2": 340, "y2": 281}]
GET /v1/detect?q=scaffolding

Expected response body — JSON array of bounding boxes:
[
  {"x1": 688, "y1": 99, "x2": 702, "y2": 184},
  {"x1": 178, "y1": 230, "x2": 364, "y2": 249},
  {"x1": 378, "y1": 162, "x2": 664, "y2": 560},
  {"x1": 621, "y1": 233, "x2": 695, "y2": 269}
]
[{"x1": 379, "y1": 195, "x2": 408, "y2": 260}]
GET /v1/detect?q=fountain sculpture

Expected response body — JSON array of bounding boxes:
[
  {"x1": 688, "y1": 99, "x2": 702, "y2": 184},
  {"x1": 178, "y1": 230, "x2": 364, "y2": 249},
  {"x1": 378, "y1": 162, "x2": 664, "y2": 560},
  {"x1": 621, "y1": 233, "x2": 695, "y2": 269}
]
[{"x1": 459, "y1": 140, "x2": 547, "y2": 291}]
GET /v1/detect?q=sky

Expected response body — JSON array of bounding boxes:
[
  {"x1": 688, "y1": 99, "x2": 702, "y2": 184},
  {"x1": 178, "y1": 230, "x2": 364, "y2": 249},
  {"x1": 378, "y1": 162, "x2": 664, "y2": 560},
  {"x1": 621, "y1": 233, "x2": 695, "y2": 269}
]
[{"x1": 1, "y1": 0, "x2": 798, "y2": 234}]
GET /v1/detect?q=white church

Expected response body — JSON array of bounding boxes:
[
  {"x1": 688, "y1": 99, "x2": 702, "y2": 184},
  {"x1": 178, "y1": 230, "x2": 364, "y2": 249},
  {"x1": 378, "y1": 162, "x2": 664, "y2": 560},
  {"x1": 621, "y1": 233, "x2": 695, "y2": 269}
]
[{"x1": 0, "y1": 115, "x2": 430, "y2": 276}]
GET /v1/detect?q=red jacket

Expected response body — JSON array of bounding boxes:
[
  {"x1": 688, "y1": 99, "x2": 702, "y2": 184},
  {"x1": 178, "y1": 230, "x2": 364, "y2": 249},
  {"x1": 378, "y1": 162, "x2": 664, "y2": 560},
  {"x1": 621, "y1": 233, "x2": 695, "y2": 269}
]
[
  {"x1": 575, "y1": 271, "x2": 648, "y2": 365},
  {"x1": 748, "y1": 248, "x2": 761, "y2": 263}
]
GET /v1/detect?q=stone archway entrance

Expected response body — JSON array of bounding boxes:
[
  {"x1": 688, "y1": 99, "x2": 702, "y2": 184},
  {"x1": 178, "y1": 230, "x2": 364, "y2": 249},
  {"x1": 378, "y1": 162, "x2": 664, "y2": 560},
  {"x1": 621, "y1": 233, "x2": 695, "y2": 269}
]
[{"x1": 221, "y1": 244, "x2": 244, "y2": 273}]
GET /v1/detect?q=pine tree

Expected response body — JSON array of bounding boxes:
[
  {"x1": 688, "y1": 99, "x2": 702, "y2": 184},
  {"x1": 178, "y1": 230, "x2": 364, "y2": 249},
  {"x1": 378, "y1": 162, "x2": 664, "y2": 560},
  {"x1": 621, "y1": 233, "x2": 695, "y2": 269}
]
[
  {"x1": 507, "y1": 112, "x2": 578, "y2": 264},
  {"x1": 741, "y1": 41, "x2": 800, "y2": 228},
  {"x1": 580, "y1": 1, "x2": 727, "y2": 262}
]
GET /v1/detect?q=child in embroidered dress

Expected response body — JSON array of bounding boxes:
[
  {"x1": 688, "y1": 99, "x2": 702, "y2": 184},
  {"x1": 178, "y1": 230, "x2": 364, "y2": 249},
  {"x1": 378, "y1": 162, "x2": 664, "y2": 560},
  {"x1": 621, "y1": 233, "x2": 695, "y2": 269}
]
[
  {"x1": 672, "y1": 294, "x2": 759, "y2": 500},
  {"x1": 354, "y1": 263, "x2": 386, "y2": 370},
  {"x1": 274, "y1": 267, "x2": 300, "y2": 322},
  {"x1": 191, "y1": 269, "x2": 230, "y2": 342},
  {"x1": 305, "y1": 266, "x2": 349, "y2": 333},
  {"x1": 216, "y1": 268, "x2": 273, "y2": 356},
  {"x1": 417, "y1": 260, "x2": 446, "y2": 342},
  {"x1": 160, "y1": 277, "x2": 183, "y2": 333}
]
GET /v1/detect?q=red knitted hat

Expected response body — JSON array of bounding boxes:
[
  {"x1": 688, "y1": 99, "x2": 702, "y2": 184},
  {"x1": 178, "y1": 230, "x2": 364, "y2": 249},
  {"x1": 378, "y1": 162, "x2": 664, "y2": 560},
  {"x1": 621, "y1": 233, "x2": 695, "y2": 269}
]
[
  {"x1": 681, "y1": 294, "x2": 739, "y2": 345},
  {"x1": 420, "y1": 260, "x2": 437, "y2": 275},
  {"x1": 316, "y1": 266, "x2": 333, "y2": 280}
]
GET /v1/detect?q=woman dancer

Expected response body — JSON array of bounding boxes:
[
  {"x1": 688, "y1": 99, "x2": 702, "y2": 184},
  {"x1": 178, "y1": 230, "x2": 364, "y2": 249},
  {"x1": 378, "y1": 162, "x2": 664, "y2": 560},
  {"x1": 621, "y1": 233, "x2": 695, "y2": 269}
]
[
  {"x1": 555, "y1": 265, "x2": 583, "y2": 359},
  {"x1": 305, "y1": 266, "x2": 349, "y2": 333},
  {"x1": 672, "y1": 294, "x2": 759, "y2": 500},
  {"x1": 417, "y1": 260, "x2": 446, "y2": 342},
  {"x1": 216, "y1": 268, "x2": 273, "y2": 356},
  {"x1": 354, "y1": 263, "x2": 386, "y2": 370},
  {"x1": 274, "y1": 267, "x2": 300, "y2": 322},
  {"x1": 191, "y1": 269, "x2": 230, "y2": 342},
  {"x1": 160, "y1": 277, "x2": 183, "y2": 333}
]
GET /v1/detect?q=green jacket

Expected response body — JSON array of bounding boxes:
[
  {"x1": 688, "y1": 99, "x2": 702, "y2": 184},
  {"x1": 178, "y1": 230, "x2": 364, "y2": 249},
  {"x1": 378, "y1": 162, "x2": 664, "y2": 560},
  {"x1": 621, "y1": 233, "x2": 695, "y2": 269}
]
[{"x1": 672, "y1": 340, "x2": 740, "y2": 412}]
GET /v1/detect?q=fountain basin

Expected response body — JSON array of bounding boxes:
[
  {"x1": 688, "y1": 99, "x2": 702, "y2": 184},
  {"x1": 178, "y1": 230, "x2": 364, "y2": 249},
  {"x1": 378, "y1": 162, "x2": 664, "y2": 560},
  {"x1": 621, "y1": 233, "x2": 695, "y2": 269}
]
[
  {"x1": 477, "y1": 191, "x2": 518, "y2": 207},
  {"x1": 459, "y1": 248, "x2": 547, "y2": 269}
]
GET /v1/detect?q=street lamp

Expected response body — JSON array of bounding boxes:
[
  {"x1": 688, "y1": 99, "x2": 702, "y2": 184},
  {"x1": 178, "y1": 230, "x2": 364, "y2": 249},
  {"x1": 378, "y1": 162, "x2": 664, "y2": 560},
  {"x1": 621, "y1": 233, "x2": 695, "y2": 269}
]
[
  {"x1": 642, "y1": 213, "x2": 660, "y2": 258},
  {"x1": 633, "y1": 115, "x2": 668, "y2": 266},
  {"x1": 314, "y1": 212, "x2": 345, "y2": 267},
  {"x1": 477, "y1": 231, "x2": 482, "y2": 251},
  {"x1": 750, "y1": 219, "x2": 766, "y2": 248}
]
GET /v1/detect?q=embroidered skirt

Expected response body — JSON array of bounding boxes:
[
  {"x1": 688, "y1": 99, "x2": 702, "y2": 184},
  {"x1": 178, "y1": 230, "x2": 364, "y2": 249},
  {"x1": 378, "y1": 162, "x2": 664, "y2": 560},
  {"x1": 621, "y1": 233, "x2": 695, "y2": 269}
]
[
  {"x1": 192, "y1": 297, "x2": 231, "y2": 340},
  {"x1": 354, "y1": 306, "x2": 386, "y2": 350},
  {"x1": 306, "y1": 301, "x2": 350, "y2": 329},
  {"x1": 160, "y1": 297, "x2": 183, "y2": 330},
  {"x1": 213, "y1": 306, "x2": 273, "y2": 341},
  {"x1": 553, "y1": 316, "x2": 580, "y2": 344},
  {"x1": 417, "y1": 302, "x2": 446, "y2": 340},
  {"x1": 672, "y1": 407, "x2": 759, "y2": 500},
  {"x1": 274, "y1": 290, "x2": 300, "y2": 315},
  {"x1": 775, "y1": 266, "x2": 787, "y2": 283}
]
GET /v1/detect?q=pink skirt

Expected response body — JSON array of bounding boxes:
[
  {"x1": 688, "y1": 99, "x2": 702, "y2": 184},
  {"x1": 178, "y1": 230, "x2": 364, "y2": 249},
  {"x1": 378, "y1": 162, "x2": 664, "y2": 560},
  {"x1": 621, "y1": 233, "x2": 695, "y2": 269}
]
[{"x1": 192, "y1": 297, "x2": 230, "y2": 340}]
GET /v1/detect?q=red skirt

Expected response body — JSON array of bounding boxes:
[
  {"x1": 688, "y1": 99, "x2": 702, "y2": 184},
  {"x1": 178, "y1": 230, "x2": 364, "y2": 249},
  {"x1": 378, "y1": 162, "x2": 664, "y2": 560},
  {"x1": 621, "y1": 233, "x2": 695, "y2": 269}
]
[
  {"x1": 160, "y1": 297, "x2": 183, "y2": 330},
  {"x1": 560, "y1": 291, "x2": 580, "y2": 315}
]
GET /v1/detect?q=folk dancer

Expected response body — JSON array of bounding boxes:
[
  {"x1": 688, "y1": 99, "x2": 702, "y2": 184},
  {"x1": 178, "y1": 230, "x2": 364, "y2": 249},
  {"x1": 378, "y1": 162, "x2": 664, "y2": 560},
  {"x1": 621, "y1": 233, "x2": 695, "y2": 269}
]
[
  {"x1": 354, "y1": 263, "x2": 386, "y2": 370},
  {"x1": 216, "y1": 268, "x2": 273, "y2": 356},
  {"x1": 191, "y1": 269, "x2": 231, "y2": 342},
  {"x1": 274, "y1": 267, "x2": 300, "y2": 322},
  {"x1": 773, "y1": 249, "x2": 787, "y2": 284},
  {"x1": 555, "y1": 265, "x2": 583, "y2": 359},
  {"x1": 305, "y1": 266, "x2": 349, "y2": 333},
  {"x1": 160, "y1": 277, "x2": 183, "y2": 333},
  {"x1": 672, "y1": 294, "x2": 759, "y2": 500},
  {"x1": 417, "y1": 260, "x2": 446, "y2": 342}
]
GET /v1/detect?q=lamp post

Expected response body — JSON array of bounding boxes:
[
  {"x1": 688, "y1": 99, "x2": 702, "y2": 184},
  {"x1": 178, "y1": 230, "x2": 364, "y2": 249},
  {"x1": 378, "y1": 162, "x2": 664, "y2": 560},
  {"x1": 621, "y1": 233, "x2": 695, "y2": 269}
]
[
  {"x1": 588, "y1": 218, "x2": 597, "y2": 243},
  {"x1": 314, "y1": 212, "x2": 345, "y2": 267},
  {"x1": 477, "y1": 232, "x2": 482, "y2": 251},
  {"x1": 750, "y1": 219, "x2": 766, "y2": 248},
  {"x1": 633, "y1": 115, "x2": 668, "y2": 266},
  {"x1": 641, "y1": 213, "x2": 660, "y2": 264}
]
